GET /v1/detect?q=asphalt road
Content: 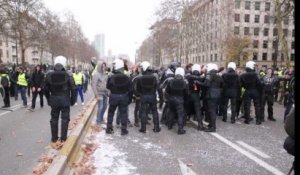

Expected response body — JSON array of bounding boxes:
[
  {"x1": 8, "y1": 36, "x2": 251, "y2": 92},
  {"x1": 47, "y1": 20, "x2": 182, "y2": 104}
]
[
  {"x1": 92, "y1": 102, "x2": 293, "y2": 175},
  {"x1": 0, "y1": 87, "x2": 94, "y2": 175}
]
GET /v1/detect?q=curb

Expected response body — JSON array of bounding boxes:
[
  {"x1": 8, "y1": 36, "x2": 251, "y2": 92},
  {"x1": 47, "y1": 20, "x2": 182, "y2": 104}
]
[{"x1": 43, "y1": 99, "x2": 97, "y2": 175}]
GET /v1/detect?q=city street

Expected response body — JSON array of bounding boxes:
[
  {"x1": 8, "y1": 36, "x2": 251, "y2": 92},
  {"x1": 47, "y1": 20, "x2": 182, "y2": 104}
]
[
  {"x1": 91, "y1": 102, "x2": 293, "y2": 175},
  {"x1": 0, "y1": 90, "x2": 94, "y2": 175}
]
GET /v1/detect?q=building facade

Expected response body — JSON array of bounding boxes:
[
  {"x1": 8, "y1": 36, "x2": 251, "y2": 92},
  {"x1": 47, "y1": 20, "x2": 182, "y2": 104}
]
[{"x1": 180, "y1": 0, "x2": 294, "y2": 68}]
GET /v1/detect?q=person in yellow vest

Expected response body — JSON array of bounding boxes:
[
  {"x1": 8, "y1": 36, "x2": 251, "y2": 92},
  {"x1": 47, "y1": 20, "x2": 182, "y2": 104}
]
[
  {"x1": 73, "y1": 68, "x2": 85, "y2": 105},
  {"x1": 0, "y1": 67, "x2": 11, "y2": 108},
  {"x1": 17, "y1": 67, "x2": 29, "y2": 107}
]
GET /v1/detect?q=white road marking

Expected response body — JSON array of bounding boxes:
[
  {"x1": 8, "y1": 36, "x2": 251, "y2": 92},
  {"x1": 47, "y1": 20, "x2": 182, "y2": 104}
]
[
  {"x1": 210, "y1": 133, "x2": 285, "y2": 175},
  {"x1": 0, "y1": 111, "x2": 10, "y2": 116},
  {"x1": 237, "y1": 141, "x2": 271, "y2": 159},
  {"x1": 178, "y1": 159, "x2": 198, "y2": 175}
]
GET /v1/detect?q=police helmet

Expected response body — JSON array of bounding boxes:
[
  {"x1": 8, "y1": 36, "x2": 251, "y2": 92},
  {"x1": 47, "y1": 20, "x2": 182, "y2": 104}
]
[
  {"x1": 175, "y1": 67, "x2": 185, "y2": 77},
  {"x1": 54, "y1": 56, "x2": 67, "y2": 68},
  {"x1": 169, "y1": 61, "x2": 179, "y2": 72},
  {"x1": 227, "y1": 62, "x2": 237, "y2": 71},
  {"x1": 112, "y1": 59, "x2": 124, "y2": 70},
  {"x1": 191, "y1": 64, "x2": 201, "y2": 74},
  {"x1": 140, "y1": 61, "x2": 151, "y2": 72},
  {"x1": 245, "y1": 61, "x2": 256, "y2": 70},
  {"x1": 206, "y1": 63, "x2": 218, "y2": 72}
]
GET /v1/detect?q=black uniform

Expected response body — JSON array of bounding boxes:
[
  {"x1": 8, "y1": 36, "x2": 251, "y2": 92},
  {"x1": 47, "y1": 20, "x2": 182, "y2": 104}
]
[
  {"x1": 30, "y1": 68, "x2": 45, "y2": 109},
  {"x1": 186, "y1": 73, "x2": 204, "y2": 130},
  {"x1": 136, "y1": 70, "x2": 160, "y2": 133},
  {"x1": 260, "y1": 74, "x2": 279, "y2": 121},
  {"x1": 44, "y1": 64, "x2": 76, "y2": 142},
  {"x1": 201, "y1": 70, "x2": 223, "y2": 132},
  {"x1": 131, "y1": 71, "x2": 142, "y2": 127},
  {"x1": 165, "y1": 75, "x2": 189, "y2": 134},
  {"x1": 284, "y1": 73, "x2": 294, "y2": 119},
  {"x1": 240, "y1": 68, "x2": 262, "y2": 124},
  {"x1": 221, "y1": 68, "x2": 240, "y2": 123},
  {"x1": 106, "y1": 70, "x2": 132, "y2": 135}
]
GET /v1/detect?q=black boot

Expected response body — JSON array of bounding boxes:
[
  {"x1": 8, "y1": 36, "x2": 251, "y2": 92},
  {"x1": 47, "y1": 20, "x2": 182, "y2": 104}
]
[
  {"x1": 268, "y1": 117, "x2": 276, "y2": 121},
  {"x1": 256, "y1": 120, "x2": 262, "y2": 125},
  {"x1": 153, "y1": 126, "x2": 161, "y2": 133},
  {"x1": 106, "y1": 127, "x2": 114, "y2": 134},
  {"x1": 204, "y1": 127, "x2": 216, "y2": 132},
  {"x1": 139, "y1": 124, "x2": 146, "y2": 133},
  {"x1": 178, "y1": 129, "x2": 186, "y2": 135},
  {"x1": 121, "y1": 129, "x2": 128, "y2": 135},
  {"x1": 231, "y1": 119, "x2": 236, "y2": 124}
]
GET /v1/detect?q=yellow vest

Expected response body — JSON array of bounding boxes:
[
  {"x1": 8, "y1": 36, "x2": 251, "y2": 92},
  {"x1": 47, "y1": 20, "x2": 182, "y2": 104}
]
[
  {"x1": 278, "y1": 71, "x2": 283, "y2": 77},
  {"x1": 17, "y1": 73, "x2": 28, "y2": 87},
  {"x1": 73, "y1": 73, "x2": 83, "y2": 85}
]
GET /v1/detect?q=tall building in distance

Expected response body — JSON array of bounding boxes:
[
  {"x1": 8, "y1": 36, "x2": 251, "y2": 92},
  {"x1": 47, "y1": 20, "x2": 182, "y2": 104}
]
[{"x1": 94, "y1": 33, "x2": 105, "y2": 59}]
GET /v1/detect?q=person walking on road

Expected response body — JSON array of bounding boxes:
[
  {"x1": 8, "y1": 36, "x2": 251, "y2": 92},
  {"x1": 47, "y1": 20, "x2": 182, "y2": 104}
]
[
  {"x1": 44, "y1": 56, "x2": 76, "y2": 146},
  {"x1": 0, "y1": 67, "x2": 11, "y2": 108},
  {"x1": 28, "y1": 65, "x2": 45, "y2": 111},
  {"x1": 17, "y1": 67, "x2": 29, "y2": 107},
  {"x1": 92, "y1": 61, "x2": 109, "y2": 126},
  {"x1": 73, "y1": 68, "x2": 85, "y2": 105}
]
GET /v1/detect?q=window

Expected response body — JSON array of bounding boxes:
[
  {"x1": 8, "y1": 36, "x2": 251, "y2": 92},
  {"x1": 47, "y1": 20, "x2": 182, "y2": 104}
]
[
  {"x1": 255, "y1": 15, "x2": 260, "y2": 23},
  {"x1": 253, "y1": 52, "x2": 258, "y2": 60},
  {"x1": 245, "y1": 14, "x2": 250, "y2": 22},
  {"x1": 234, "y1": 26, "x2": 240, "y2": 35},
  {"x1": 273, "y1": 28, "x2": 278, "y2": 36},
  {"x1": 234, "y1": 13, "x2": 240, "y2": 22},
  {"x1": 264, "y1": 15, "x2": 269, "y2": 23},
  {"x1": 215, "y1": 54, "x2": 218, "y2": 61},
  {"x1": 210, "y1": 54, "x2": 213, "y2": 61},
  {"x1": 253, "y1": 40, "x2": 259, "y2": 48},
  {"x1": 255, "y1": 2, "x2": 260, "y2": 10},
  {"x1": 263, "y1": 40, "x2": 268, "y2": 48},
  {"x1": 272, "y1": 53, "x2": 277, "y2": 61},
  {"x1": 291, "y1": 54, "x2": 295, "y2": 61},
  {"x1": 262, "y1": 53, "x2": 268, "y2": 61},
  {"x1": 273, "y1": 40, "x2": 278, "y2": 48},
  {"x1": 245, "y1": 1, "x2": 251, "y2": 10},
  {"x1": 284, "y1": 17, "x2": 289, "y2": 25},
  {"x1": 291, "y1": 42, "x2": 295, "y2": 49},
  {"x1": 244, "y1": 27, "x2": 250, "y2": 35},
  {"x1": 265, "y1": 2, "x2": 271, "y2": 11},
  {"x1": 254, "y1": 28, "x2": 260, "y2": 36},
  {"x1": 235, "y1": 0, "x2": 241, "y2": 9},
  {"x1": 6, "y1": 50, "x2": 9, "y2": 58},
  {"x1": 264, "y1": 28, "x2": 269, "y2": 36},
  {"x1": 283, "y1": 29, "x2": 288, "y2": 37}
]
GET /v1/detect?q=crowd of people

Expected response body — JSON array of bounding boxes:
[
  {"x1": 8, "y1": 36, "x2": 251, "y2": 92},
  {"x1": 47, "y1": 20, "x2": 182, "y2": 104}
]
[
  {"x1": 0, "y1": 63, "x2": 91, "y2": 111},
  {"x1": 90, "y1": 58, "x2": 295, "y2": 135}
]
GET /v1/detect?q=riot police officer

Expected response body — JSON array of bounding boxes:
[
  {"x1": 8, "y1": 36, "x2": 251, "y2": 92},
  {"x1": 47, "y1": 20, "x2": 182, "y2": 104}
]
[
  {"x1": 106, "y1": 59, "x2": 132, "y2": 135},
  {"x1": 201, "y1": 64, "x2": 223, "y2": 132},
  {"x1": 165, "y1": 67, "x2": 189, "y2": 134},
  {"x1": 240, "y1": 61, "x2": 262, "y2": 125},
  {"x1": 222, "y1": 62, "x2": 240, "y2": 124},
  {"x1": 44, "y1": 56, "x2": 76, "y2": 145},
  {"x1": 186, "y1": 64, "x2": 204, "y2": 130},
  {"x1": 261, "y1": 68, "x2": 279, "y2": 122},
  {"x1": 136, "y1": 61, "x2": 161, "y2": 133}
]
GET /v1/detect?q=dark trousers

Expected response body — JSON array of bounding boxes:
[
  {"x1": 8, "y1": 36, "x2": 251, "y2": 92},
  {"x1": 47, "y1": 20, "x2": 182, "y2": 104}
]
[
  {"x1": 243, "y1": 90, "x2": 261, "y2": 122},
  {"x1": 207, "y1": 98, "x2": 218, "y2": 129},
  {"x1": 139, "y1": 95, "x2": 159, "y2": 130},
  {"x1": 168, "y1": 96, "x2": 185, "y2": 129},
  {"x1": 134, "y1": 98, "x2": 141, "y2": 124},
  {"x1": 18, "y1": 86, "x2": 27, "y2": 106},
  {"x1": 261, "y1": 92, "x2": 274, "y2": 119},
  {"x1": 2, "y1": 87, "x2": 10, "y2": 107},
  {"x1": 31, "y1": 90, "x2": 44, "y2": 109},
  {"x1": 190, "y1": 93, "x2": 203, "y2": 127},
  {"x1": 284, "y1": 93, "x2": 294, "y2": 119},
  {"x1": 158, "y1": 88, "x2": 164, "y2": 108},
  {"x1": 222, "y1": 92, "x2": 237, "y2": 121},
  {"x1": 10, "y1": 83, "x2": 15, "y2": 97},
  {"x1": 50, "y1": 106, "x2": 70, "y2": 142},
  {"x1": 273, "y1": 88, "x2": 279, "y2": 102},
  {"x1": 107, "y1": 94, "x2": 129, "y2": 130}
]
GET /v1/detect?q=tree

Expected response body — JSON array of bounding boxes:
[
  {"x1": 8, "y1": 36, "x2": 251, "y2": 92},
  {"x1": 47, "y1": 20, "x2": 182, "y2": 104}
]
[
  {"x1": 224, "y1": 35, "x2": 251, "y2": 67},
  {"x1": 274, "y1": 0, "x2": 294, "y2": 68}
]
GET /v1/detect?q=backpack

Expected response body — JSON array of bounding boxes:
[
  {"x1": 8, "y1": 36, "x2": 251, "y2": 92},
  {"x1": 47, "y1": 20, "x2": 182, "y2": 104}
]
[{"x1": 1, "y1": 76, "x2": 9, "y2": 87}]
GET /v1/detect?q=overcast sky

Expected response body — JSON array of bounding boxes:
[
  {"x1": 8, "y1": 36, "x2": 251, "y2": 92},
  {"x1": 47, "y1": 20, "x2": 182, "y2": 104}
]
[{"x1": 43, "y1": 0, "x2": 162, "y2": 62}]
